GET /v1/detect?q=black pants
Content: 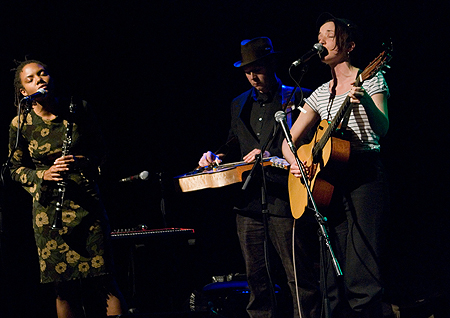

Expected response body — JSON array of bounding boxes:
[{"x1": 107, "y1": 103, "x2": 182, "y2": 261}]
[
  {"x1": 324, "y1": 152, "x2": 389, "y2": 318},
  {"x1": 236, "y1": 212, "x2": 321, "y2": 318}
]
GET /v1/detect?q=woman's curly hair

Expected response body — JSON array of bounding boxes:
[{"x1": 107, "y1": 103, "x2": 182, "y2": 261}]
[{"x1": 12, "y1": 59, "x2": 49, "y2": 108}]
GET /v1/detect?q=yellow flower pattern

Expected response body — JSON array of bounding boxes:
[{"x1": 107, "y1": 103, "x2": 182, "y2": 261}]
[
  {"x1": 38, "y1": 143, "x2": 51, "y2": 154},
  {"x1": 58, "y1": 243, "x2": 70, "y2": 253},
  {"x1": 78, "y1": 262, "x2": 90, "y2": 273},
  {"x1": 92, "y1": 256, "x2": 104, "y2": 268},
  {"x1": 90, "y1": 223, "x2": 101, "y2": 232},
  {"x1": 29, "y1": 140, "x2": 38, "y2": 151},
  {"x1": 40, "y1": 260, "x2": 46, "y2": 272},
  {"x1": 41, "y1": 128, "x2": 50, "y2": 137},
  {"x1": 41, "y1": 248, "x2": 51, "y2": 260},
  {"x1": 19, "y1": 174, "x2": 28, "y2": 184},
  {"x1": 58, "y1": 227, "x2": 69, "y2": 235},
  {"x1": 26, "y1": 113, "x2": 33, "y2": 125},
  {"x1": 46, "y1": 240, "x2": 58, "y2": 250},
  {"x1": 62, "y1": 210, "x2": 77, "y2": 224},
  {"x1": 15, "y1": 167, "x2": 25, "y2": 174},
  {"x1": 11, "y1": 116, "x2": 19, "y2": 128},
  {"x1": 8, "y1": 104, "x2": 110, "y2": 283},
  {"x1": 66, "y1": 250, "x2": 81, "y2": 264},
  {"x1": 36, "y1": 170, "x2": 45, "y2": 179},
  {"x1": 55, "y1": 262, "x2": 67, "y2": 274},
  {"x1": 69, "y1": 201, "x2": 81, "y2": 209},
  {"x1": 12, "y1": 149, "x2": 22, "y2": 162},
  {"x1": 29, "y1": 183, "x2": 37, "y2": 193},
  {"x1": 36, "y1": 212, "x2": 49, "y2": 227}
]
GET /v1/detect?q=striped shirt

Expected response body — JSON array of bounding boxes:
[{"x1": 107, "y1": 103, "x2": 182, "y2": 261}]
[{"x1": 305, "y1": 71, "x2": 389, "y2": 152}]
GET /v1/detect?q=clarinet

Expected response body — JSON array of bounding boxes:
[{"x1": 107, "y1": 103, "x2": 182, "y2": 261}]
[{"x1": 52, "y1": 98, "x2": 75, "y2": 230}]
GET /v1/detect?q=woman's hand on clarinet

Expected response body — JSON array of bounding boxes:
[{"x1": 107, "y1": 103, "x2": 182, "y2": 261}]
[{"x1": 43, "y1": 155, "x2": 85, "y2": 181}]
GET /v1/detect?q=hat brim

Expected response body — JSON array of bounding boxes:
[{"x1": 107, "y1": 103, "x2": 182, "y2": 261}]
[{"x1": 233, "y1": 51, "x2": 281, "y2": 68}]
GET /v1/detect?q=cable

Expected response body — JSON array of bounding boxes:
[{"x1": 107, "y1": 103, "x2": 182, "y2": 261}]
[{"x1": 291, "y1": 218, "x2": 304, "y2": 318}]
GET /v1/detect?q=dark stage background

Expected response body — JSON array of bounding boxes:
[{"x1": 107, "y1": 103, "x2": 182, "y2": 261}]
[{"x1": 0, "y1": 0, "x2": 448, "y2": 317}]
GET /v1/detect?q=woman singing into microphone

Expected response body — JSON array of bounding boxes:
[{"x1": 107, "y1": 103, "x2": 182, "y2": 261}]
[
  {"x1": 7, "y1": 60, "x2": 126, "y2": 317},
  {"x1": 282, "y1": 14, "x2": 390, "y2": 317}
]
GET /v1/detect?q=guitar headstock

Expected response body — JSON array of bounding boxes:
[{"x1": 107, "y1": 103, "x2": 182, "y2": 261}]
[
  {"x1": 360, "y1": 40, "x2": 393, "y2": 82},
  {"x1": 270, "y1": 157, "x2": 290, "y2": 170}
]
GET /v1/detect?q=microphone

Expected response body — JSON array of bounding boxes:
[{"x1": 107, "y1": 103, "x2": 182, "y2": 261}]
[
  {"x1": 119, "y1": 171, "x2": 149, "y2": 182},
  {"x1": 274, "y1": 111, "x2": 296, "y2": 154},
  {"x1": 291, "y1": 43, "x2": 327, "y2": 67},
  {"x1": 23, "y1": 88, "x2": 47, "y2": 101}
]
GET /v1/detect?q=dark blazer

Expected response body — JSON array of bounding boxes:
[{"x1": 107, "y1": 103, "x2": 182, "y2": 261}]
[{"x1": 222, "y1": 81, "x2": 312, "y2": 217}]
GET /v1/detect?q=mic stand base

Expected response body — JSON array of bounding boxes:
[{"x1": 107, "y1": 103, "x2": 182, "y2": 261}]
[{"x1": 291, "y1": 154, "x2": 342, "y2": 318}]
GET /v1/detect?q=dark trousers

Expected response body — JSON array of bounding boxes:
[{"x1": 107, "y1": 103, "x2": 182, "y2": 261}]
[
  {"x1": 325, "y1": 152, "x2": 389, "y2": 318},
  {"x1": 236, "y1": 212, "x2": 321, "y2": 318}
]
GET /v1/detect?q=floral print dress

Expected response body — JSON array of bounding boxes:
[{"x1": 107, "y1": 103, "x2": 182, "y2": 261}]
[{"x1": 8, "y1": 99, "x2": 113, "y2": 283}]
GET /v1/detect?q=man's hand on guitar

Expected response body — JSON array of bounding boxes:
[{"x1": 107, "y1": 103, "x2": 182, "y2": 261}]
[
  {"x1": 243, "y1": 149, "x2": 270, "y2": 163},
  {"x1": 199, "y1": 151, "x2": 222, "y2": 167}
]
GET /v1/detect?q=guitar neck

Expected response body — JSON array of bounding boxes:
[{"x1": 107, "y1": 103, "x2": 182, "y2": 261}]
[
  {"x1": 313, "y1": 74, "x2": 363, "y2": 159},
  {"x1": 218, "y1": 156, "x2": 276, "y2": 169}
]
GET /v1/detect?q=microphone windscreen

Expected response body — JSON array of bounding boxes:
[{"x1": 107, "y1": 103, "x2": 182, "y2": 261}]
[
  {"x1": 139, "y1": 171, "x2": 149, "y2": 180},
  {"x1": 274, "y1": 110, "x2": 286, "y2": 122}
]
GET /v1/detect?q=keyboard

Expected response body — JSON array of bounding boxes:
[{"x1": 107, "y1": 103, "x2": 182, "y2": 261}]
[{"x1": 111, "y1": 227, "x2": 195, "y2": 239}]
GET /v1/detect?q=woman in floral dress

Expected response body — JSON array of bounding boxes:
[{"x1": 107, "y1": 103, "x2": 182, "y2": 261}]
[{"x1": 8, "y1": 60, "x2": 125, "y2": 317}]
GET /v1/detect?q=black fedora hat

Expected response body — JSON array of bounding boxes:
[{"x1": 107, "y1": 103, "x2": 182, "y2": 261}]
[{"x1": 234, "y1": 37, "x2": 280, "y2": 68}]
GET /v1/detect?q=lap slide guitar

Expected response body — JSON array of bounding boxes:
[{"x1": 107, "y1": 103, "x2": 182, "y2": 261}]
[{"x1": 175, "y1": 156, "x2": 289, "y2": 192}]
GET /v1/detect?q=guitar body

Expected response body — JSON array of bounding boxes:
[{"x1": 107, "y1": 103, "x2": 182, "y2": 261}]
[
  {"x1": 176, "y1": 157, "x2": 289, "y2": 192},
  {"x1": 289, "y1": 120, "x2": 350, "y2": 219}
]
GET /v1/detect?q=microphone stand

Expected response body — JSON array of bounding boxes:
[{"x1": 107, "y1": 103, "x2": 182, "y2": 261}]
[
  {"x1": 290, "y1": 146, "x2": 342, "y2": 318},
  {"x1": 241, "y1": 123, "x2": 280, "y2": 317},
  {"x1": 157, "y1": 172, "x2": 168, "y2": 228},
  {"x1": 282, "y1": 63, "x2": 309, "y2": 113},
  {"x1": 284, "y1": 63, "x2": 342, "y2": 318}
]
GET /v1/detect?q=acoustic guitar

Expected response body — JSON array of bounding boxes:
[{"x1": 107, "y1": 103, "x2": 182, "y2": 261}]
[
  {"x1": 175, "y1": 156, "x2": 289, "y2": 192},
  {"x1": 289, "y1": 46, "x2": 393, "y2": 219}
]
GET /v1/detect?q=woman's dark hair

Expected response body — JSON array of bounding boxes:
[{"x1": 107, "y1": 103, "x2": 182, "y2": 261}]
[
  {"x1": 328, "y1": 17, "x2": 362, "y2": 54},
  {"x1": 317, "y1": 13, "x2": 363, "y2": 64},
  {"x1": 13, "y1": 59, "x2": 49, "y2": 107}
]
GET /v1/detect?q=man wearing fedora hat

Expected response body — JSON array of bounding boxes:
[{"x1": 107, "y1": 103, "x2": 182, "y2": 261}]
[{"x1": 198, "y1": 37, "x2": 321, "y2": 318}]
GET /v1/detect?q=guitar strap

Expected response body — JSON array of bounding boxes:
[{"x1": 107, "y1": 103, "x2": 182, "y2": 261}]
[
  {"x1": 339, "y1": 104, "x2": 352, "y2": 132},
  {"x1": 340, "y1": 69, "x2": 363, "y2": 132}
]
